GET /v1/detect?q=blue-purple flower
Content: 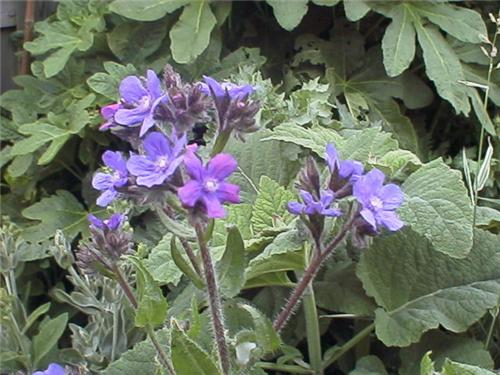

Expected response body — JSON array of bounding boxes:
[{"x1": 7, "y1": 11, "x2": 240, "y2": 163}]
[
  {"x1": 325, "y1": 144, "x2": 364, "y2": 182},
  {"x1": 92, "y1": 151, "x2": 129, "y2": 207},
  {"x1": 127, "y1": 132, "x2": 186, "y2": 188},
  {"x1": 353, "y1": 168, "x2": 404, "y2": 232},
  {"x1": 99, "y1": 103, "x2": 121, "y2": 131},
  {"x1": 178, "y1": 152, "x2": 240, "y2": 218},
  {"x1": 288, "y1": 190, "x2": 342, "y2": 217},
  {"x1": 201, "y1": 76, "x2": 254, "y2": 100},
  {"x1": 88, "y1": 213, "x2": 125, "y2": 231},
  {"x1": 33, "y1": 363, "x2": 65, "y2": 375},
  {"x1": 114, "y1": 70, "x2": 165, "y2": 137}
]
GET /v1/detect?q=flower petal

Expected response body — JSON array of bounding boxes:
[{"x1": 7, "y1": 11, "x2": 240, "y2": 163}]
[
  {"x1": 322, "y1": 208, "x2": 343, "y2": 217},
  {"x1": 127, "y1": 156, "x2": 165, "y2": 187},
  {"x1": 377, "y1": 210, "x2": 404, "y2": 231},
  {"x1": 106, "y1": 213, "x2": 124, "y2": 230},
  {"x1": 360, "y1": 209, "x2": 377, "y2": 231},
  {"x1": 320, "y1": 189, "x2": 335, "y2": 207},
  {"x1": 143, "y1": 132, "x2": 170, "y2": 159},
  {"x1": 353, "y1": 168, "x2": 385, "y2": 205},
  {"x1": 101, "y1": 103, "x2": 120, "y2": 120},
  {"x1": 216, "y1": 182, "x2": 240, "y2": 203},
  {"x1": 119, "y1": 76, "x2": 147, "y2": 103},
  {"x1": 379, "y1": 183, "x2": 404, "y2": 210},
  {"x1": 178, "y1": 180, "x2": 203, "y2": 207},
  {"x1": 88, "y1": 214, "x2": 104, "y2": 229},
  {"x1": 288, "y1": 201, "x2": 305, "y2": 215},
  {"x1": 325, "y1": 143, "x2": 339, "y2": 172},
  {"x1": 227, "y1": 84, "x2": 253, "y2": 99},
  {"x1": 96, "y1": 189, "x2": 118, "y2": 207},
  {"x1": 299, "y1": 190, "x2": 314, "y2": 205},
  {"x1": 92, "y1": 172, "x2": 114, "y2": 191},
  {"x1": 102, "y1": 151, "x2": 127, "y2": 173},
  {"x1": 139, "y1": 113, "x2": 156, "y2": 137},
  {"x1": 203, "y1": 75, "x2": 225, "y2": 97},
  {"x1": 202, "y1": 194, "x2": 226, "y2": 218},
  {"x1": 183, "y1": 151, "x2": 204, "y2": 180},
  {"x1": 146, "y1": 70, "x2": 162, "y2": 99},
  {"x1": 115, "y1": 107, "x2": 148, "y2": 126},
  {"x1": 339, "y1": 160, "x2": 364, "y2": 179},
  {"x1": 207, "y1": 153, "x2": 237, "y2": 180}
]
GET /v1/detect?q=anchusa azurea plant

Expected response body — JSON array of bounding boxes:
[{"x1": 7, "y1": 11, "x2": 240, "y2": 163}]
[{"x1": 76, "y1": 65, "x2": 405, "y2": 375}]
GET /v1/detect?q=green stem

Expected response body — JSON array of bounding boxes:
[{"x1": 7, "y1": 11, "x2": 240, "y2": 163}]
[
  {"x1": 485, "y1": 307, "x2": 499, "y2": 350},
  {"x1": 111, "y1": 301, "x2": 119, "y2": 362},
  {"x1": 146, "y1": 325, "x2": 176, "y2": 375},
  {"x1": 322, "y1": 323, "x2": 375, "y2": 370},
  {"x1": 299, "y1": 268, "x2": 323, "y2": 375},
  {"x1": 210, "y1": 130, "x2": 231, "y2": 157},
  {"x1": 255, "y1": 362, "x2": 315, "y2": 374}
]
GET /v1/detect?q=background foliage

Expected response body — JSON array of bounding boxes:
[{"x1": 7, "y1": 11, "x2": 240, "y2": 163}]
[{"x1": 1, "y1": 0, "x2": 499, "y2": 374}]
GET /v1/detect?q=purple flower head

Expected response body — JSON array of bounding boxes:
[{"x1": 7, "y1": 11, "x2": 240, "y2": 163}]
[
  {"x1": 127, "y1": 131, "x2": 186, "y2": 188},
  {"x1": 325, "y1": 144, "x2": 364, "y2": 182},
  {"x1": 201, "y1": 76, "x2": 254, "y2": 100},
  {"x1": 88, "y1": 213, "x2": 125, "y2": 231},
  {"x1": 99, "y1": 103, "x2": 122, "y2": 131},
  {"x1": 353, "y1": 168, "x2": 404, "y2": 232},
  {"x1": 178, "y1": 152, "x2": 240, "y2": 218},
  {"x1": 92, "y1": 151, "x2": 129, "y2": 207},
  {"x1": 114, "y1": 70, "x2": 166, "y2": 137},
  {"x1": 33, "y1": 363, "x2": 65, "y2": 375},
  {"x1": 288, "y1": 189, "x2": 342, "y2": 217}
]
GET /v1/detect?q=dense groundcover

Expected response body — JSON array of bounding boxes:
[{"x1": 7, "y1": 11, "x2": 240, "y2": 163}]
[{"x1": 1, "y1": 1, "x2": 499, "y2": 374}]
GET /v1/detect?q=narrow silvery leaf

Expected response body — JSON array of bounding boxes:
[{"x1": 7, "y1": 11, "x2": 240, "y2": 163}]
[
  {"x1": 475, "y1": 137, "x2": 493, "y2": 191},
  {"x1": 462, "y1": 148, "x2": 475, "y2": 204}
]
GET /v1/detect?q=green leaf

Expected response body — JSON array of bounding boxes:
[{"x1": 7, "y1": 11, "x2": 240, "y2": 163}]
[
  {"x1": 22, "y1": 302, "x2": 51, "y2": 334},
  {"x1": 217, "y1": 226, "x2": 246, "y2": 298},
  {"x1": 21, "y1": 190, "x2": 89, "y2": 242},
  {"x1": 415, "y1": 24, "x2": 469, "y2": 114},
  {"x1": 251, "y1": 176, "x2": 295, "y2": 233},
  {"x1": 109, "y1": 0, "x2": 187, "y2": 21},
  {"x1": 129, "y1": 256, "x2": 168, "y2": 328},
  {"x1": 144, "y1": 234, "x2": 184, "y2": 286},
  {"x1": 171, "y1": 322, "x2": 222, "y2": 375},
  {"x1": 343, "y1": 0, "x2": 370, "y2": 21},
  {"x1": 7, "y1": 154, "x2": 33, "y2": 178},
  {"x1": 170, "y1": 237, "x2": 204, "y2": 289},
  {"x1": 340, "y1": 127, "x2": 398, "y2": 163},
  {"x1": 155, "y1": 207, "x2": 195, "y2": 239},
  {"x1": 441, "y1": 360, "x2": 496, "y2": 375},
  {"x1": 107, "y1": 20, "x2": 168, "y2": 65},
  {"x1": 400, "y1": 331, "x2": 493, "y2": 375},
  {"x1": 357, "y1": 228, "x2": 500, "y2": 347},
  {"x1": 87, "y1": 62, "x2": 136, "y2": 101},
  {"x1": 267, "y1": 0, "x2": 308, "y2": 31},
  {"x1": 238, "y1": 303, "x2": 281, "y2": 353},
  {"x1": 382, "y1": 5, "x2": 416, "y2": 77},
  {"x1": 400, "y1": 159, "x2": 473, "y2": 257},
  {"x1": 32, "y1": 313, "x2": 68, "y2": 367},
  {"x1": 349, "y1": 355, "x2": 388, "y2": 375},
  {"x1": 169, "y1": 1, "x2": 217, "y2": 64},
  {"x1": 103, "y1": 329, "x2": 169, "y2": 375}
]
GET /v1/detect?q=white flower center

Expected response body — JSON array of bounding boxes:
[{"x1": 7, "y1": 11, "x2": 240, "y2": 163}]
[
  {"x1": 156, "y1": 156, "x2": 169, "y2": 169},
  {"x1": 204, "y1": 178, "x2": 219, "y2": 192},
  {"x1": 112, "y1": 171, "x2": 122, "y2": 181},
  {"x1": 370, "y1": 196, "x2": 383, "y2": 210},
  {"x1": 140, "y1": 95, "x2": 151, "y2": 107}
]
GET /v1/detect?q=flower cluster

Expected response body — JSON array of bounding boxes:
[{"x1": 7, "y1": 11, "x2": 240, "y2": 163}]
[{"x1": 288, "y1": 144, "x2": 404, "y2": 245}]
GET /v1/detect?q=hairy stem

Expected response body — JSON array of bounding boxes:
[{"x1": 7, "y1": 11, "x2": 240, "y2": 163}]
[
  {"x1": 179, "y1": 237, "x2": 203, "y2": 277},
  {"x1": 255, "y1": 362, "x2": 315, "y2": 374},
  {"x1": 273, "y1": 216, "x2": 355, "y2": 332},
  {"x1": 485, "y1": 307, "x2": 499, "y2": 350},
  {"x1": 301, "y1": 272, "x2": 323, "y2": 375},
  {"x1": 195, "y1": 223, "x2": 231, "y2": 375}
]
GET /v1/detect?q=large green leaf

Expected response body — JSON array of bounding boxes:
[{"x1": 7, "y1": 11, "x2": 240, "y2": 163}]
[
  {"x1": 143, "y1": 234, "x2": 183, "y2": 287},
  {"x1": 169, "y1": 1, "x2": 217, "y2": 64},
  {"x1": 31, "y1": 313, "x2": 68, "y2": 367},
  {"x1": 217, "y1": 226, "x2": 246, "y2": 298},
  {"x1": 171, "y1": 323, "x2": 222, "y2": 375},
  {"x1": 87, "y1": 62, "x2": 137, "y2": 101},
  {"x1": 349, "y1": 355, "x2": 388, "y2": 375},
  {"x1": 267, "y1": 0, "x2": 309, "y2": 31},
  {"x1": 357, "y1": 228, "x2": 500, "y2": 347},
  {"x1": 109, "y1": 0, "x2": 187, "y2": 21},
  {"x1": 400, "y1": 159, "x2": 473, "y2": 258},
  {"x1": 21, "y1": 190, "x2": 89, "y2": 242}
]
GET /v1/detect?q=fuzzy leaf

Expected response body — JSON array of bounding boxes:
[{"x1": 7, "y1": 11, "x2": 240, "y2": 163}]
[
  {"x1": 400, "y1": 159, "x2": 473, "y2": 257},
  {"x1": 357, "y1": 228, "x2": 500, "y2": 347},
  {"x1": 169, "y1": 1, "x2": 217, "y2": 63},
  {"x1": 144, "y1": 234, "x2": 183, "y2": 286},
  {"x1": 109, "y1": 0, "x2": 187, "y2": 21},
  {"x1": 349, "y1": 355, "x2": 388, "y2": 375},
  {"x1": 217, "y1": 226, "x2": 246, "y2": 298},
  {"x1": 32, "y1": 313, "x2": 68, "y2": 367},
  {"x1": 441, "y1": 360, "x2": 496, "y2": 375},
  {"x1": 267, "y1": 0, "x2": 309, "y2": 31}
]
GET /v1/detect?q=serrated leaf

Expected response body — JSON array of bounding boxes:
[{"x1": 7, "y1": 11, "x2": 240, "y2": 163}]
[
  {"x1": 400, "y1": 331, "x2": 494, "y2": 375},
  {"x1": 251, "y1": 176, "x2": 295, "y2": 233},
  {"x1": 129, "y1": 256, "x2": 168, "y2": 328},
  {"x1": 144, "y1": 234, "x2": 183, "y2": 286},
  {"x1": 109, "y1": 0, "x2": 187, "y2": 21},
  {"x1": 21, "y1": 190, "x2": 89, "y2": 242},
  {"x1": 217, "y1": 226, "x2": 246, "y2": 298},
  {"x1": 382, "y1": 5, "x2": 416, "y2": 77},
  {"x1": 32, "y1": 313, "x2": 68, "y2": 367},
  {"x1": 87, "y1": 62, "x2": 136, "y2": 101},
  {"x1": 267, "y1": 0, "x2": 308, "y2": 31},
  {"x1": 169, "y1": 1, "x2": 217, "y2": 64},
  {"x1": 357, "y1": 228, "x2": 500, "y2": 347},
  {"x1": 171, "y1": 323, "x2": 222, "y2": 375},
  {"x1": 340, "y1": 127, "x2": 398, "y2": 163},
  {"x1": 400, "y1": 159, "x2": 473, "y2": 257}
]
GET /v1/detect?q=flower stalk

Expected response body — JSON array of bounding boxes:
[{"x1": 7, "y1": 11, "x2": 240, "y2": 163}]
[{"x1": 194, "y1": 223, "x2": 230, "y2": 375}]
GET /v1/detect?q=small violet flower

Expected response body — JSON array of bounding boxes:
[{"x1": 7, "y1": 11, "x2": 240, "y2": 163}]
[
  {"x1": 288, "y1": 190, "x2": 342, "y2": 217},
  {"x1": 127, "y1": 132, "x2": 186, "y2": 188},
  {"x1": 92, "y1": 151, "x2": 128, "y2": 207},
  {"x1": 325, "y1": 144, "x2": 364, "y2": 182},
  {"x1": 114, "y1": 70, "x2": 165, "y2": 136},
  {"x1": 201, "y1": 76, "x2": 254, "y2": 101},
  {"x1": 353, "y1": 168, "x2": 404, "y2": 232},
  {"x1": 99, "y1": 103, "x2": 121, "y2": 131},
  {"x1": 88, "y1": 213, "x2": 125, "y2": 231},
  {"x1": 33, "y1": 363, "x2": 65, "y2": 375},
  {"x1": 178, "y1": 152, "x2": 240, "y2": 218}
]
